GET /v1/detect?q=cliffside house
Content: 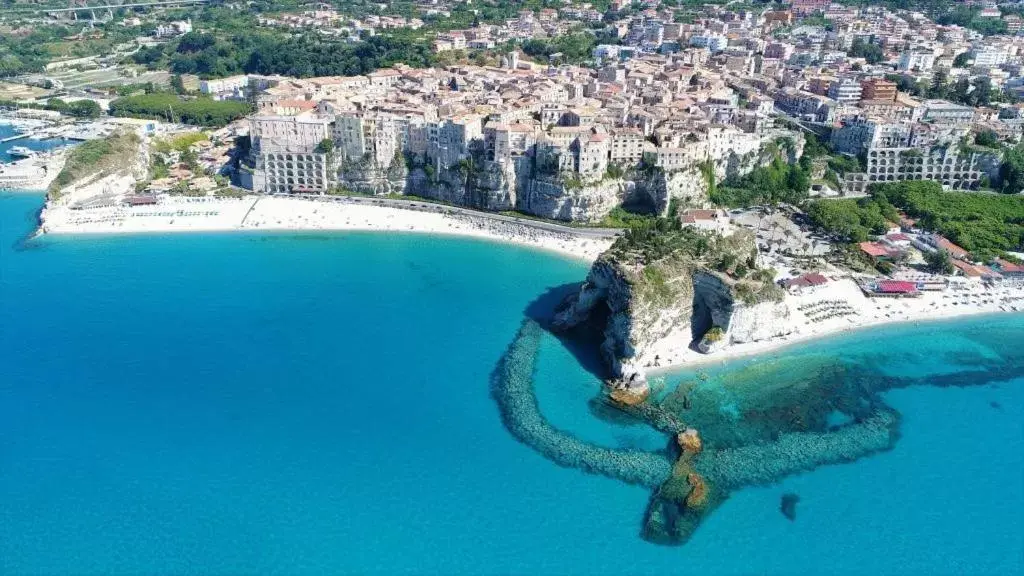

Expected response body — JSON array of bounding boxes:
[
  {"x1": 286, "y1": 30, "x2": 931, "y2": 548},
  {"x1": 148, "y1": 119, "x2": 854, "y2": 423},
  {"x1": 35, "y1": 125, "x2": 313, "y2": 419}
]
[
  {"x1": 926, "y1": 234, "x2": 970, "y2": 261},
  {"x1": 679, "y1": 209, "x2": 731, "y2": 235}
]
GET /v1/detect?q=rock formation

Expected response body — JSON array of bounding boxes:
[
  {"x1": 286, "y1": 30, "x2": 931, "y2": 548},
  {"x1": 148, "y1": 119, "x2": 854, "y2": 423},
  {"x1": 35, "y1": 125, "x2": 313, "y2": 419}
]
[
  {"x1": 780, "y1": 493, "x2": 800, "y2": 521},
  {"x1": 677, "y1": 428, "x2": 703, "y2": 456},
  {"x1": 552, "y1": 227, "x2": 790, "y2": 389},
  {"x1": 332, "y1": 132, "x2": 803, "y2": 224}
]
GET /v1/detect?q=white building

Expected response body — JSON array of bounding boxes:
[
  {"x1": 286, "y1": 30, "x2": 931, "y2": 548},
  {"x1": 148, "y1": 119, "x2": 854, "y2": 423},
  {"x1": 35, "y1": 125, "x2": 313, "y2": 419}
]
[
  {"x1": 974, "y1": 47, "x2": 1008, "y2": 67},
  {"x1": 689, "y1": 34, "x2": 729, "y2": 53},
  {"x1": 898, "y1": 51, "x2": 936, "y2": 72},
  {"x1": 251, "y1": 115, "x2": 334, "y2": 194}
]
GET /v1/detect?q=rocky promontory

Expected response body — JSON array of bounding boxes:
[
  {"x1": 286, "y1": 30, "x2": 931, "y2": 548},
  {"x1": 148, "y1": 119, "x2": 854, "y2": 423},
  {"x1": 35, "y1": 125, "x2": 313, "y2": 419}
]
[{"x1": 552, "y1": 222, "x2": 790, "y2": 391}]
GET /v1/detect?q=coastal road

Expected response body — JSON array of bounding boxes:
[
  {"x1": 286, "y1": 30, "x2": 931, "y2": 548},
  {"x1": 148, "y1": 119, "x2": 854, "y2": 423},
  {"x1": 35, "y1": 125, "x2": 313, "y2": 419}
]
[{"x1": 275, "y1": 193, "x2": 624, "y2": 240}]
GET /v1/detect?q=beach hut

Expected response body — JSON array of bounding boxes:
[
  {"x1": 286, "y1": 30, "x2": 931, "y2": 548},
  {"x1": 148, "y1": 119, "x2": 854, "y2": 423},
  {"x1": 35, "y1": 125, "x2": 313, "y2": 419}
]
[
  {"x1": 875, "y1": 280, "x2": 919, "y2": 296},
  {"x1": 858, "y1": 241, "x2": 891, "y2": 261}
]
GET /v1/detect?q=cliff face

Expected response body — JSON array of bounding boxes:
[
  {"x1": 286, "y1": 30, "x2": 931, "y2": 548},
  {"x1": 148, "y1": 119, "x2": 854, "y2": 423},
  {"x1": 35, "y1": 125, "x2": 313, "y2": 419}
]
[
  {"x1": 553, "y1": 232, "x2": 791, "y2": 386},
  {"x1": 333, "y1": 130, "x2": 804, "y2": 223},
  {"x1": 339, "y1": 154, "x2": 408, "y2": 196},
  {"x1": 403, "y1": 160, "x2": 518, "y2": 212},
  {"x1": 520, "y1": 177, "x2": 624, "y2": 223}
]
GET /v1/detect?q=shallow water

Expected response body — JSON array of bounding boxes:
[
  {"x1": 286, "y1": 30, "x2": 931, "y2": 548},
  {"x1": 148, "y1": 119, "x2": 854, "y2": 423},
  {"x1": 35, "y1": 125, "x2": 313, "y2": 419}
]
[{"x1": 1, "y1": 192, "x2": 1021, "y2": 574}]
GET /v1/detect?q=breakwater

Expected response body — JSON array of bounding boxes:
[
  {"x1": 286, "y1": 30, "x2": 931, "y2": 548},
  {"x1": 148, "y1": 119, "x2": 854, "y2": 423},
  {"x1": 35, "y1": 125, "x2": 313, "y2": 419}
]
[{"x1": 490, "y1": 317, "x2": 908, "y2": 544}]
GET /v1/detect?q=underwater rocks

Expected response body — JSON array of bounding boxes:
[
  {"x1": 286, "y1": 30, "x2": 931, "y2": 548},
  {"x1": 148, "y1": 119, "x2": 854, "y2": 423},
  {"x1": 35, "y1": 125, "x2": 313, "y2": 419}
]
[
  {"x1": 491, "y1": 319, "x2": 671, "y2": 488},
  {"x1": 492, "y1": 316, "x2": 906, "y2": 547},
  {"x1": 685, "y1": 473, "x2": 709, "y2": 508},
  {"x1": 780, "y1": 493, "x2": 800, "y2": 521},
  {"x1": 695, "y1": 408, "x2": 901, "y2": 490},
  {"x1": 677, "y1": 428, "x2": 703, "y2": 455},
  {"x1": 608, "y1": 382, "x2": 651, "y2": 406}
]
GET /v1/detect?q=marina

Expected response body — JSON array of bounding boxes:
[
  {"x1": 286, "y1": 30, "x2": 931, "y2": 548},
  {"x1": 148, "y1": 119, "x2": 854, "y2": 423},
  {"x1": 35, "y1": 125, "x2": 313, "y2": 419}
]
[{"x1": 8, "y1": 145, "x2": 36, "y2": 158}]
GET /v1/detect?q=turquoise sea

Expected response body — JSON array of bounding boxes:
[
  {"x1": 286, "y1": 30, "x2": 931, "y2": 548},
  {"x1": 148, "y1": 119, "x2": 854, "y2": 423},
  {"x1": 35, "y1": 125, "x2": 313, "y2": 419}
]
[{"x1": 1, "y1": 191, "x2": 1022, "y2": 574}]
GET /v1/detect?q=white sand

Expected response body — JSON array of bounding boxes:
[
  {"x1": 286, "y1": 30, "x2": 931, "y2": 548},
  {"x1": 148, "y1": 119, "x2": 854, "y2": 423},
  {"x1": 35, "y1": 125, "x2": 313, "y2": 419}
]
[
  {"x1": 40, "y1": 189, "x2": 1023, "y2": 369},
  {"x1": 647, "y1": 277, "x2": 1024, "y2": 374},
  {"x1": 40, "y1": 194, "x2": 614, "y2": 262}
]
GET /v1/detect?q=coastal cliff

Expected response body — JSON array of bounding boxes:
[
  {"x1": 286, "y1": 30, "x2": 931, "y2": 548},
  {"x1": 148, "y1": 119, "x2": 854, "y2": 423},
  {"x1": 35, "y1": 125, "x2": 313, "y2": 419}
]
[
  {"x1": 552, "y1": 226, "x2": 788, "y2": 388},
  {"x1": 331, "y1": 132, "x2": 803, "y2": 223}
]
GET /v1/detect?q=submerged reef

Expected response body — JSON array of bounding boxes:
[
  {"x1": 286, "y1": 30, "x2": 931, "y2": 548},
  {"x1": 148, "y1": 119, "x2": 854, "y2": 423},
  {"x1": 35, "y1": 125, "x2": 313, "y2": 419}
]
[
  {"x1": 491, "y1": 312, "x2": 1024, "y2": 546},
  {"x1": 491, "y1": 319, "x2": 902, "y2": 545},
  {"x1": 781, "y1": 493, "x2": 800, "y2": 521},
  {"x1": 491, "y1": 320, "x2": 671, "y2": 488}
]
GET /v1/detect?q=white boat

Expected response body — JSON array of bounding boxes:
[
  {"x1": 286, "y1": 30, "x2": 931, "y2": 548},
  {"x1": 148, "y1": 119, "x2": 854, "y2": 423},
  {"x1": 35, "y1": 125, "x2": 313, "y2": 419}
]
[{"x1": 8, "y1": 146, "x2": 36, "y2": 159}]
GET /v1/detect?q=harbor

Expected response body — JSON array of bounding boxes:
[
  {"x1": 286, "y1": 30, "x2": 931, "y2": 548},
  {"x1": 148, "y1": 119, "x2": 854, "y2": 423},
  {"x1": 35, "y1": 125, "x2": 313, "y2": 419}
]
[{"x1": 0, "y1": 113, "x2": 84, "y2": 190}]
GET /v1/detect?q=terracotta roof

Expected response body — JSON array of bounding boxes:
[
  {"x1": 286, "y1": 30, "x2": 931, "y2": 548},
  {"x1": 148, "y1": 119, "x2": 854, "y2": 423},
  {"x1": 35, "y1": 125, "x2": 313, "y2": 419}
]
[
  {"x1": 859, "y1": 242, "x2": 890, "y2": 258},
  {"x1": 993, "y1": 258, "x2": 1024, "y2": 273},
  {"x1": 877, "y1": 280, "x2": 918, "y2": 293},
  {"x1": 681, "y1": 209, "x2": 719, "y2": 221},
  {"x1": 934, "y1": 236, "x2": 969, "y2": 259}
]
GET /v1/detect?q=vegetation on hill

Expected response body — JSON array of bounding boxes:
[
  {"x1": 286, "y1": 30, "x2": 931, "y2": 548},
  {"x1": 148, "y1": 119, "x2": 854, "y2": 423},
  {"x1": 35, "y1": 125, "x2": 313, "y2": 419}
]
[
  {"x1": 131, "y1": 9, "x2": 436, "y2": 79},
  {"x1": 49, "y1": 131, "x2": 141, "y2": 199},
  {"x1": 108, "y1": 94, "x2": 251, "y2": 127},
  {"x1": 608, "y1": 212, "x2": 783, "y2": 305},
  {"x1": 807, "y1": 180, "x2": 1024, "y2": 261},
  {"x1": 521, "y1": 28, "x2": 617, "y2": 64},
  {"x1": 878, "y1": 181, "x2": 1024, "y2": 261},
  {"x1": 998, "y1": 143, "x2": 1024, "y2": 194},
  {"x1": 0, "y1": 97, "x2": 100, "y2": 119},
  {"x1": 805, "y1": 196, "x2": 901, "y2": 243},
  {"x1": 710, "y1": 137, "x2": 815, "y2": 208}
]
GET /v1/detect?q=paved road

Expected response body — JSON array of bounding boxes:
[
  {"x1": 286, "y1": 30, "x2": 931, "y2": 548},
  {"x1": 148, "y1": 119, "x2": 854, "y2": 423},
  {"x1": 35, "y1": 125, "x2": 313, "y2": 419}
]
[{"x1": 275, "y1": 193, "x2": 623, "y2": 239}]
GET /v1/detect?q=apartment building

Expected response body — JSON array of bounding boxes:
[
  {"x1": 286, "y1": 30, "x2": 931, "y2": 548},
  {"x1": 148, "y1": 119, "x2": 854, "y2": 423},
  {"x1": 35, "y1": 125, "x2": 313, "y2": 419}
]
[
  {"x1": 828, "y1": 78, "x2": 863, "y2": 103},
  {"x1": 251, "y1": 115, "x2": 334, "y2": 194},
  {"x1": 861, "y1": 78, "x2": 897, "y2": 102},
  {"x1": 609, "y1": 128, "x2": 645, "y2": 163}
]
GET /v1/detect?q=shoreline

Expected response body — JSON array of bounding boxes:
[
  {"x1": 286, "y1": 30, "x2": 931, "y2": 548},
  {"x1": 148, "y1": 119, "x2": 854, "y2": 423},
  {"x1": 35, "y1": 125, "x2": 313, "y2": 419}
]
[
  {"x1": 31, "y1": 190, "x2": 1024, "y2": 371},
  {"x1": 646, "y1": 277, "x2": 1024, "y2": 375},
  {"x1": 37, "y1": 194, "x2": 618, "y2": 262},
  {"x1": 648, "y1": 308, "x2": 1022, "y2": 377}
]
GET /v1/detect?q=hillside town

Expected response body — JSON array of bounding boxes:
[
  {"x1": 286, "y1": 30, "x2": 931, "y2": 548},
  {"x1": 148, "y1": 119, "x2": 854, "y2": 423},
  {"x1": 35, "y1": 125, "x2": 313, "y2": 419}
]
[{"x1": 2, "y1": 0, "x2": 1024, "y2": 296}]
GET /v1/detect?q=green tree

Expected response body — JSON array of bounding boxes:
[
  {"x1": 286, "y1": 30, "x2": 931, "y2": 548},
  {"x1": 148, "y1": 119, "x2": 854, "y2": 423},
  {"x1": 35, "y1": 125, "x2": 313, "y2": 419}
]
[
  {"x1": 974, "y1": 129, "x2": 999, "y2": 148},
  {"x1": 65, "y1": 99, "x2": 101, "y2": 119},
  {"x1": 928, "y1": 70, "x2": 949, "y2": 100},
  {"x1": 924, "y1": 248, "x2": 955, "y2": 274},
  {"x1": 170, "y1": 74, "x2": 186, "y2": 95},
  {"x1": 999, "y1": 144, "x2": 1024, "y2": 194}
]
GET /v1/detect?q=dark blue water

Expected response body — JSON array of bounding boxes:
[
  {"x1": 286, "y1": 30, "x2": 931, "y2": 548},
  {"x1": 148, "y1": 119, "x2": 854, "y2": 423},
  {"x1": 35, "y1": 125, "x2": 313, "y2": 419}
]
[{"x1": 1, "y1": 192, "x2": 1022, "y2": 574}]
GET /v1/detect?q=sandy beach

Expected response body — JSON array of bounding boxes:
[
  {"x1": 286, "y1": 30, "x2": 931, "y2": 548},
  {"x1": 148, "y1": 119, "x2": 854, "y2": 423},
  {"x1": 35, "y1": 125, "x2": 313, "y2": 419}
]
[
  {"x1": 38, "y1": 188, "x2": 1024, "y2": 372},
  {"x1": 646, "y1": 276, "x2": 1024, "y2": 374},
  {"x1": 39, "y1": 193, "x2": 616, "y2": 262}
]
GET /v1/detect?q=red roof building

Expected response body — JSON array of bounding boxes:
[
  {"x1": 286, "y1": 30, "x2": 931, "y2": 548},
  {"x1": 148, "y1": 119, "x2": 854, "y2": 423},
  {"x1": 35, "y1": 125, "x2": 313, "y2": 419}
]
[
  {"x1": 932, "y1": 236, "x2": 970, "y2": 261},
  {"x1": 782, "y1": 272, "x2": 829, "y2": 289},
  {"x1": 859, "y1": 241, "x2": 890, "y2": 258},
  {"x1": 992, "y1": 258, "x2": 1024, "y2": 277},
  {"x1": 952, "y1": 260, "x2": 1001, "y2": 279},
  {"x1": 877, "y1": 280, "x2": 918, "y2": 294}
]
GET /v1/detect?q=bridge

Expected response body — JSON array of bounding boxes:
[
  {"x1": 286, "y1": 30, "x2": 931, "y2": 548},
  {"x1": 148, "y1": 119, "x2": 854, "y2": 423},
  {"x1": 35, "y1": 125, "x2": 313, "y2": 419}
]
[{"x1": 0, "y1": 0, "x2": 209, "y2": 15}]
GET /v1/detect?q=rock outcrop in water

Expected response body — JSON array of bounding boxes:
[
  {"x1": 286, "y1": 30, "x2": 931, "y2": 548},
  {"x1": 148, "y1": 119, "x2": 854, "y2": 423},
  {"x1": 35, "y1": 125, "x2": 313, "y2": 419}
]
[
  {"x1": 490, "y1": 313, "x2": 905, "y2": 546},
  {"x1": 551, "y1": 227, "x2": 789, "y2": 390}
]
